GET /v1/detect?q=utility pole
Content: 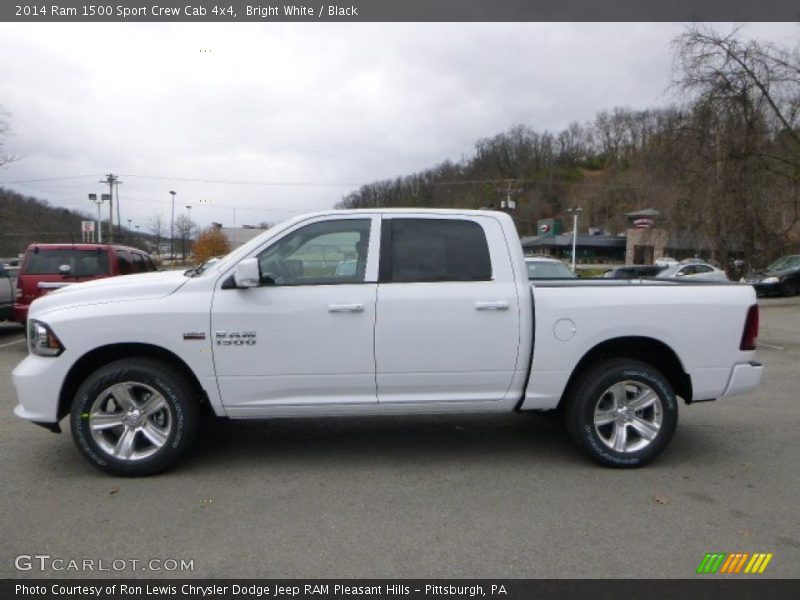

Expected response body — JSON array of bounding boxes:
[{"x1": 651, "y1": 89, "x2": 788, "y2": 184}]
[
  {"x1": 169, "y1": 191, "x2": 177, "y2": 263},
  {"x1": 100, "y1": 174, "x2": 121, "y2": 243},
  {"x1": 497, "y1": 181, "x2": 520, "y2": 212},
  {"x1": 115, "y1": 179, "x2": 122, "y2": 238}
]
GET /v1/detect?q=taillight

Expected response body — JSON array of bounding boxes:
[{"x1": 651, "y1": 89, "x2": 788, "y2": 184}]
[
  {"x1": 14, "y1": 279, "x2": 21, "y2": 300},
  {"x1": 740, "y1": 304, "x2": 759, "y2": 351}
]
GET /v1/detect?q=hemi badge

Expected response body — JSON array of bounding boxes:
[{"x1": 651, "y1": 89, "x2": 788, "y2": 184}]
[{"x1": 183, "y1": 332, "x2": 206, "y2": 340}]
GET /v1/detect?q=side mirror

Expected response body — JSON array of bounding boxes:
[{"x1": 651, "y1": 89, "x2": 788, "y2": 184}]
[{"x1": 233, "y1": 258, "x2": 260, "y2": 288}]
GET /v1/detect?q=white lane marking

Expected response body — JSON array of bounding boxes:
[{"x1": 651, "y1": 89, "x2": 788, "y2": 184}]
[
  {"x1": 758, "y1": 342, "x2": 785, "y2": 350},
  {"x1": 0, "y1": 337, "x2": 25, "y2": 348}
]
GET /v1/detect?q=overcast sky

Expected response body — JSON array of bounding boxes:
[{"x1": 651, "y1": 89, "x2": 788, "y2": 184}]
[{"x1": 0, "y1": 22, "x2": 797, "y2": 232}]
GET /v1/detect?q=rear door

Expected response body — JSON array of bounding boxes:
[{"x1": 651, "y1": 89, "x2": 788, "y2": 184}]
[{"x1": 375, "y1": 215, "x2": 521, "y2": 404}]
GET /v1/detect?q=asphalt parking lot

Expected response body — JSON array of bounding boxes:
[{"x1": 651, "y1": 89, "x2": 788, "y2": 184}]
[{"x1": 1, "y1": 297, "x2": 798, "y2": 579}]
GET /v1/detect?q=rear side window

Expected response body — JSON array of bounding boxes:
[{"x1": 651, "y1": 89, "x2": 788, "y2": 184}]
[
  {"x1": 117, "y1": 251, "x2": 132, "y2": 275},
  {"x1": 23, "y1": 249, "x2": 110, "y2": 277},
  {"x1": 381, "y1": 219, "x2": 492, "y2": 283}
]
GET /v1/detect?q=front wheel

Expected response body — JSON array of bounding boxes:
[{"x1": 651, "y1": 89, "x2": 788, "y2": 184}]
[
  {"x1": 564, "y1": 358, "x2": 678, "y2": 468},
  {"x1": 782, "y1": 279, "x2": 798, "y2": 297},
  {"x1": 70, "y1": 358, "x2": 199, "y2": 476}
]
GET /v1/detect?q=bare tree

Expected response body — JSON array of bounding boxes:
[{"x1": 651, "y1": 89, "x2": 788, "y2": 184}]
[
  {"x1": 175, "y1": 213, "x2": 195, "y2": 260},
  {"x1": 0, "y1": 107, "x2": 18, "y2": 168},
  {"x1": 146, "y1": 212, "x2": 165, "y2": 255},
  {"x1": 673, "y1": 25, "x2": 800, "y2": 261}
]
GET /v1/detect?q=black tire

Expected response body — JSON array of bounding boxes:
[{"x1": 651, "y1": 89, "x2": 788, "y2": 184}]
[
  {"x1": 782, "y1": 279, "x2": 798, "y2": 297},
  {"x1": 70, "y1": 358, "x2": 199, "y2": 476},
  {"x1": 564, "y1": 358, "x2": 678, "y2": 468}
]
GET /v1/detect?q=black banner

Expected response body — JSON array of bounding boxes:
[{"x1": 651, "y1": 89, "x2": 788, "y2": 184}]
[
  {"x1": 3, "y1": 580, "x2": 800, "y2": 600},
  {"x1": 2, "y1": 0, "x2": 800, "y2": 23}
]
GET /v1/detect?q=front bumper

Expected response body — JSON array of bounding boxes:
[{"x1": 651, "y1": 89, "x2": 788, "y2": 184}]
[
  {"x1": 12, "y1": 353, "x2": 71, "y2": 425},
  {"x1": 722, "y1": 361, "x2": 764, "y2": 397}
]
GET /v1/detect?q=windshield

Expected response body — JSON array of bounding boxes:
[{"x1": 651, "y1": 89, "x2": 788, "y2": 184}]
[
  {"x1": 656, "y1": 266, "x2": 681, "y2": 278},
  {"x1": 199, "y1": 217, "x2": 304, "y2": 277},
  {"x1": 23, "y1": 249, "x2": 110, "y2": 276},
  {"x1": 526, "y1": 260, "x2": 576, "y2": 279},
  {"x1": 766, "y1": 255, "x2": 800, "y2": 271},
  {"x1": 185, "y1": 255, "x2": 225, "y2": 277}
]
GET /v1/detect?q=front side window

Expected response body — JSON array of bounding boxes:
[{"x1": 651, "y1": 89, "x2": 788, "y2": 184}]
[
  {"x1": 382, "y1": 218, "x2": 492, "y2": 283},
  {"x1": 256, "y1": 219, "x2": 371, "y2": 285}
]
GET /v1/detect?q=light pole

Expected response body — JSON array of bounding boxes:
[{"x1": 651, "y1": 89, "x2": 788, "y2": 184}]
[
  {"x1": 567, "y1": 206, "x2": 582, "y2": 272},
  {"x1": 88, "y1": 193, "x2": 105, "y2": 243},
  {"x1": 169, "y1": 191, "x2": 176, "y2": 263}
]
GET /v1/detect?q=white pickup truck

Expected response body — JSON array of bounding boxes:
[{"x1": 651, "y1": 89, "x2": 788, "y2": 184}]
[{"x1": 12, "y1": 209, "x2": 764, "y2": 475}]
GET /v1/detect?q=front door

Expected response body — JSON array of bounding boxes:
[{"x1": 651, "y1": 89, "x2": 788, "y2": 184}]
[{"x1": 211, "y1": 216, "x2": 380, "y2": 412}]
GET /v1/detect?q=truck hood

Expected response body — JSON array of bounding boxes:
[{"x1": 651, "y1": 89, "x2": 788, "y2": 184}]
[{"x1": 30, "y1": 270, "x2": 189, "y2": 318}]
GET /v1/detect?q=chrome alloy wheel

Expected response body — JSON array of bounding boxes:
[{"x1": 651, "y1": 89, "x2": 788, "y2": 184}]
[
  {"x1": 88, "y1": 382, "x2": 173, "y2": 461},
  {"x1": 593, "y1": 381, "x2": 663, "y2": 453}
]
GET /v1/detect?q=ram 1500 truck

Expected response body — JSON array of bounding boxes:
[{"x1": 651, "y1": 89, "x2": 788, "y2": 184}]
[{"x1": 12, "y1": 210, "x2": 764, "y2": 475}]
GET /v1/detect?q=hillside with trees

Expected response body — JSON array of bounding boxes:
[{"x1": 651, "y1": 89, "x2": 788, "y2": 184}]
[
  {"x1": 337, "y1": 26, "x2": 800, "y2": 266},
  {"x1": 0, "y1": 188, "x2": 99, "y2": 256}
]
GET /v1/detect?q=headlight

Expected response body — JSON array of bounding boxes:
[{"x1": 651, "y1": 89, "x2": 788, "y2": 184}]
[
  {"x1": 762, "y1": 276, "x2": 779, "y2": 284},
  {"x1": 27, "y1": 320, "x2": 65, "y2": 357},
  {"x1": 739, "y1": 277, "x2": 746, "y2": 283}
]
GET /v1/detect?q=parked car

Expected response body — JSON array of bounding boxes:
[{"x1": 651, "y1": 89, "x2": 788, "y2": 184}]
[
  {"x1": 602, "y1": 265, "x2": 666, "y2": 279},
  {"x1": 654, "y1": 257, "x2": 679, "y2": 267},
  {"x1": 655, "y1": 262, "x2": 729, "y2": 282},
  {"x1": 525, "y1": 257, "x2": 577, "y2": 279},
  {"x1": 741, "y1": 255, "x2": 800, "y2": 296},
  {"x1": 13, "y1": 243, "x2": 157, "y2": 323},
  {"x1": 13, "y1": 209, "x2": 763, "y2": 475},
  {"x1": 0, "y1": 263, "x2": 14, "y2": 321}
]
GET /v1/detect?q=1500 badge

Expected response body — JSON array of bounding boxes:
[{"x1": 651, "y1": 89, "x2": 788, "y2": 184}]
[{"x1": 215, "y1": 331, "x2": 257, "y2": 346}]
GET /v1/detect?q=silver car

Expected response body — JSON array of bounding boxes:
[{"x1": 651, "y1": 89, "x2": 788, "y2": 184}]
[
  {"x1": 525, "y1": 257, "x2": 577, "y2": 280},
  {"x1": 655, "y1": 261, "x2": 729, "y2": 282}
]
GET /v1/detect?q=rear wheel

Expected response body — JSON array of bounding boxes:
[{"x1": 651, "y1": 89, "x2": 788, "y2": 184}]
[
  {"x1": 70, "y1": 358, "x2": 199, "y2": 475},
  {"x1": 564, "y1": 358, "x2": 678, "y2": 467}
]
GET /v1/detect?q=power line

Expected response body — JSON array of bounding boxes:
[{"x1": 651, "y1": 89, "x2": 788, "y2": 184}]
[
  {"x1": 120, "y1": 173, "x2": 359, "y2": 187},
  {"x1": 0, "y1": 175, "x2": 102, "y2": 184}
]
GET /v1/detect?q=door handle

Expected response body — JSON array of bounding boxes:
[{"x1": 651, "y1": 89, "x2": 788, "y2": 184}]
[
  {"x1": 328, "y1": 303, "x2": 365, "y2": 313},
  {"x1": 475, "y1": 301, "x2": 509, "y2": 311}
]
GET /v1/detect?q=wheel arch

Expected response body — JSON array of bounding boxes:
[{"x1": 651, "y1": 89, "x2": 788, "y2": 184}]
[
  {"x1": 58, "y1": 343, "x2": 211, "y2": 421},
  {"x1": 559, "y1": 336, "x2": 693, "y2": 408}
]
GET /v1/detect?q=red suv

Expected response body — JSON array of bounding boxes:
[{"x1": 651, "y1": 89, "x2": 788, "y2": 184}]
[{"x1": 13, "y1": 243, "x2": 157, "y2": 323}]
